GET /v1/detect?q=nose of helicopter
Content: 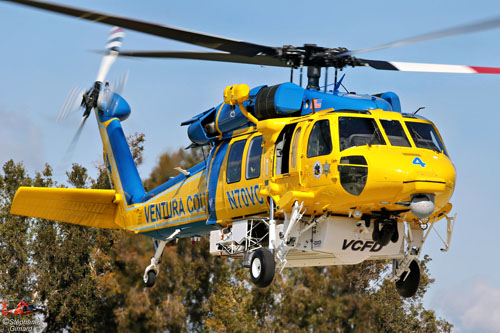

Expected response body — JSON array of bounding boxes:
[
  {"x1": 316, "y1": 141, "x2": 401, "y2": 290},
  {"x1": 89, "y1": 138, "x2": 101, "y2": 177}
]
[{"x1": 345, "y1": 147, "x2": 456, "y2": 216}]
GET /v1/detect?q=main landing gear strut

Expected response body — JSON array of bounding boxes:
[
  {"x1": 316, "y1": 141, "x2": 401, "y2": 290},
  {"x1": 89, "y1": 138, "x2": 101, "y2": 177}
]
[
  {"x1": 143, "y1": 229, "x2": 181, "y2": 288},
  {"x1": 247, "y1": 198, "x2": 279, "y2": 288},
  {"x1": 247, "y1": 200, "x2": 306, "y2": 288}
]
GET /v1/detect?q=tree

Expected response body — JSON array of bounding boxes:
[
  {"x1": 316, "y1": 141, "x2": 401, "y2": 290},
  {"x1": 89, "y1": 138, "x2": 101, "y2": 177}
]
[
  {"x1": 0, "y1": 160, "x2": 33, "y2": 301},
  {"x1": 144, "y1": 146, "x2": 204, "y2": 191},
  {"x1": 30, "y1": 163, "x2": 116, "y2": 331}
]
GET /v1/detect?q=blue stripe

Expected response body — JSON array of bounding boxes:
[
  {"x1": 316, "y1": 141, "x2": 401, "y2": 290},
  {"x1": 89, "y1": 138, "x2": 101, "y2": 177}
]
[
  {"x1": 107, "y1": 36, "x2": 123, "y2": 43},
  {"x1": 140, "y1": 220, "x2": 218, "y2": 239},
  {"x1": 105, "y1": 119, "x2": 146, "y2": 204},
  {"x1": 207, "y1": 141, "x2": 229, "y2": 224}
]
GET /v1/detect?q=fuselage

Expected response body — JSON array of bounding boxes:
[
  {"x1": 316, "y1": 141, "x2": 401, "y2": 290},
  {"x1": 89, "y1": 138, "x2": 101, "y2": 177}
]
[
  {"x1": 120, "y1": 108, "x2": 454, "y2": 240},
  {"x1": 86, "y1": 83, "x2": 456, "y2": 241}
]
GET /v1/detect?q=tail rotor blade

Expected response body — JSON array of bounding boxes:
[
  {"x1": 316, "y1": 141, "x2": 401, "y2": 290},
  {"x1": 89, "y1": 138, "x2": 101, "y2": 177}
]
[
  {"x1": 112, "y1": 71, "x2": 129, "y2": 96},
  {"x1": 96, "y1": 27, "x2": 125, "y2": 83},
  {"x1": 59, "y1": 116, "x2": 88, "y2": 169},
  {"x1": 58, "y1": 87, "x2": 77, "y2": 122},
  {"x1": 58, "y1": 87, "x2": 85, "y2": 122}
]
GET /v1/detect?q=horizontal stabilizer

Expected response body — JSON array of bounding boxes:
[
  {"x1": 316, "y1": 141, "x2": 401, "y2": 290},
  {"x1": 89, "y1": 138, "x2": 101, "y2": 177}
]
[{"x1": 10, "y1": 187, "x2": 122, "y2": 229}]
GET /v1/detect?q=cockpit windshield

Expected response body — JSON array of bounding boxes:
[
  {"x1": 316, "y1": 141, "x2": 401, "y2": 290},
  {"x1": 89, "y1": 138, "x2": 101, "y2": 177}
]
[
  {"x1": 405, "y1": 121, "x2": 447, "y2": 156},
  {"x1": 339, "y1": 117, "x2": 386, "y2": 151},
  {"x1": 380, "y1": 120, "x2": 411, "y2": 147}
]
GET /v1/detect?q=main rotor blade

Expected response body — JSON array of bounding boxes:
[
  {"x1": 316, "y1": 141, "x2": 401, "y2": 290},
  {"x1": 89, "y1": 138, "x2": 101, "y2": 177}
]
[
  {"x1": 2, "y1": 0, "x2": 277, "y2": 57},
  {"x1": 119, "y1": 51, "x2": 289, "y2": 67},
  {"x1": 349, "y1": 15, "x2": 500, "y2": 55},
  {"x1": 362, "y1": 59, "x2": 500, "y2": 74}
]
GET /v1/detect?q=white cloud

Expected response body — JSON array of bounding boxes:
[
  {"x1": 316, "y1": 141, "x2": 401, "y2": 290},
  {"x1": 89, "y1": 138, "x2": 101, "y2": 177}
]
[{"x1": 433, "y1": 277, "x2": 500, "y2": 332}]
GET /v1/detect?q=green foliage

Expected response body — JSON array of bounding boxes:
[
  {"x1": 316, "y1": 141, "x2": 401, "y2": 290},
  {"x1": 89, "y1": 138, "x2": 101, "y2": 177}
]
[
  {"x1": 0, "y1": 137, "x2": 452, "y2": 332},
  {"x1": 145, "y1": 146, "x2": 204, "y2": 191},
  {"x1": 0, "y1": 160, "x2": 33, "y2": 300}
]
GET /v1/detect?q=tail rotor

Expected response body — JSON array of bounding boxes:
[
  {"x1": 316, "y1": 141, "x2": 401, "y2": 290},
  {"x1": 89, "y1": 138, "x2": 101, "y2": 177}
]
[{"x1": 57, "y1": 27, "x2": 125, "y2": 168}]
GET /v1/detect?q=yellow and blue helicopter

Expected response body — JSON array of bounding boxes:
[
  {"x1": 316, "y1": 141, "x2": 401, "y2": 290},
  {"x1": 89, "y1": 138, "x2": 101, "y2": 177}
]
[{"x1": 5, "y1": 0, "x2": 500, "y2": 297}]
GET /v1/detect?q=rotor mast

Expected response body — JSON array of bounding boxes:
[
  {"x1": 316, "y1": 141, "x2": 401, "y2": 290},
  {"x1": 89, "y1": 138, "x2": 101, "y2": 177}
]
[
  {"x1": 306, "y1": 66, "x2": 321, "y2": 90},
  {"x1": 281, "y1": 44, "x2": 358, "y2": 90}
]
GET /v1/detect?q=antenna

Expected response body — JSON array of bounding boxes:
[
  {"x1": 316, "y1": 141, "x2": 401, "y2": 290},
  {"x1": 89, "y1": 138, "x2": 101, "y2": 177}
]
[
  {"x1": 306, "y1": 66, "x2": 321, "y2": 90},
  {"x1": 414, "y1": 107, "x2": 426, "y2": 115},
  {"x1": 334, "y1": 73, "x2": 346, "y2": 93},
  {"x1": 324, "y1": 67, "x2": 328, "y2": 92}
]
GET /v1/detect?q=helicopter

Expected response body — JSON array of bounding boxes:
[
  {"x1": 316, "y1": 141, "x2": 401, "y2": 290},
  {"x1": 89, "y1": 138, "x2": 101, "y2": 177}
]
[
  {"x1": 5, "y1": 0, "x2": 500, "y2": 298},
  {"x1": 1, "y1": 300, "x2": 40, "y2": 316}
]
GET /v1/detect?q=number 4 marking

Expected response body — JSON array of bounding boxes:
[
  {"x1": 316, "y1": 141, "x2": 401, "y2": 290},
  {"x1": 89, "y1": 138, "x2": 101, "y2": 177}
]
[{"x1": 413, "y1": 157, "x2": 426, "y2": 167}]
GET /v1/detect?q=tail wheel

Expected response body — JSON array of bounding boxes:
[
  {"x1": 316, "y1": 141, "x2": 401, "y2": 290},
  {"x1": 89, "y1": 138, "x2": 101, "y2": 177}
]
[
  {"x1": 250, "y1": 248, "x2": 275, "y2": 288},
  {"x1": 396, "y1": 260, "x2": 420, "y2": 298},
  {"x1": 144, "y1": 270, "x2": 157, "y2": 288}
]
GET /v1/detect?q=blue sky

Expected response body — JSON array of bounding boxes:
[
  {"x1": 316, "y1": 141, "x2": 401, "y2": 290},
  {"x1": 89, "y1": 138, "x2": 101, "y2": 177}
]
[{"x1": 1, "y1": 0, "x2": 500, "y2": 330}]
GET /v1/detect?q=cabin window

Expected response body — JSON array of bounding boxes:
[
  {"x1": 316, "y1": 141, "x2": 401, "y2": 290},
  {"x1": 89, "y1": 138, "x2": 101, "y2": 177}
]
[
  {"x1": 307, "y1": 120, "x2": 332, "y2": 158},
  {"x1": 339, "y1": 117, "x2": 386, "y2": 151},
  {"x1": 246, "y1": 136, "x2": 263, "y2": 180},
  {"x1": 290, "y1": 127, "x2": 302, "y2": 169},
  {"x1": 275, "y1": 124, "x2": 297, "y2": 175},
  {"x1": 226, "y1": 139, "x2": 246, "y2": 184},
  {"x1": 380, "y1": 120, "x2": 411, "y2": 147},
  {"x1": 405, "y1": 121, "x2": 448, "y2": 156}
]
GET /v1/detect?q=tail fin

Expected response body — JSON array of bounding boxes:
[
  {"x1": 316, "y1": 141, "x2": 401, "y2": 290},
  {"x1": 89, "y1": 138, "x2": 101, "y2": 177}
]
[
  {"x1": 94, "y1": 27, "x2": 145, "y2": 206},
  {"x1": 96, "y1": 92, "x2": 145, "y2": 206}
]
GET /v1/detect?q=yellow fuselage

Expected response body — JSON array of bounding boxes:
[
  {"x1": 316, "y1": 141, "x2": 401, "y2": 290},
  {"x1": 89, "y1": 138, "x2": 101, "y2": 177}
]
[
  {"x1": 102, "y1": 108, "x2": 455, "y2": 238},
  {"x1": 213, "y1": 108, "x2": 455, "y2": 225}
]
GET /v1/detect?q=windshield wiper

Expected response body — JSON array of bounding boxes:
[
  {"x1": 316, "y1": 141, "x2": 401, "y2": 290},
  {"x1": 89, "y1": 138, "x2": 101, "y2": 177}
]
[
  {"x1": 368, "y1": 127, "x2": 382, "y2": 147},
  {"x1": 410, "y1": 128, "x2": 441, "y2": 153}
]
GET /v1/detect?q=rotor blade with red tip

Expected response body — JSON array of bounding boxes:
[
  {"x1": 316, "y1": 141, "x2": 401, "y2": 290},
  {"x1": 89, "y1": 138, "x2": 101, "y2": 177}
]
[
  {"x1": 361, "y1": 59, "x2": 500, "y2": 74},
  {"x1": 2, "y1": 0, "x2": 277, "y2": 57}
]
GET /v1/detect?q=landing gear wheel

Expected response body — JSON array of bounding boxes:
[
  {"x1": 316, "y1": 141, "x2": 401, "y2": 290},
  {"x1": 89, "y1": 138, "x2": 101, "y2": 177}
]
[
  {"x1": 379, "y1": 224, "x2": 395, "y2": 246},
  {"x1": 396, "y1": 260, "x2": 420, "y2": 298},
  {"x1": 144, "y1": 270, "x2": 157, "y2": 288},
  {"x1": 250, "y1": 248, "x2": 275, "y2": 288}
]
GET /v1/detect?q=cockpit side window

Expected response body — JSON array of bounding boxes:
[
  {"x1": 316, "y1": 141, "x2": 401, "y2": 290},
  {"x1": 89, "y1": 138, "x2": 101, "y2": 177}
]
[
  {"x1": 226, "y1": 139, "x2": 246, "y2": 184},
  {"x1": 339, "y1": 117, "x2": 386, "y2": 151},
  {"x1": 246, "y1": 136, "x2": 263, "y2": 180},
  {"x1": 307, "y1": 120, "x2": 332, "y2": 158},
  {"x1": 405, "y1": 121, "x2": 448, "y2": 156},
  {"x1": 380, "y1": 120, "x2": 411, "y2": 147}
]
